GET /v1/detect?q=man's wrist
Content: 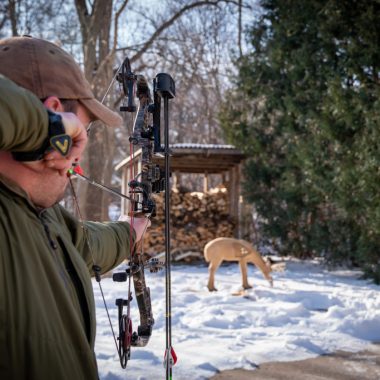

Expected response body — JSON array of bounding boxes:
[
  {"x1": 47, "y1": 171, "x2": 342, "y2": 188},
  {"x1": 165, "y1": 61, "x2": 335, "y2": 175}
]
[{"x1": 12, "y1": 110, "x2": 72, "y2": 161}]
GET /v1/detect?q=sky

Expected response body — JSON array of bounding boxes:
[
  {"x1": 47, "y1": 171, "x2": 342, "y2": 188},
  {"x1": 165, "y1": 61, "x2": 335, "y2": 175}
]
[{"x1": 93, "y1": 257, "x2": 380, "y2": 380}]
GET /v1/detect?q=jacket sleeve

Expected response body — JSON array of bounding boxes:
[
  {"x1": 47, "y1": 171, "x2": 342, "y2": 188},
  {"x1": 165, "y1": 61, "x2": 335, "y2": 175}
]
[
  {"x1": 0, "y1": 75, "x2": 48, "y2": 151},
  {"x1": 56, "y1": 205, "x2": 136, "y2": 275}
]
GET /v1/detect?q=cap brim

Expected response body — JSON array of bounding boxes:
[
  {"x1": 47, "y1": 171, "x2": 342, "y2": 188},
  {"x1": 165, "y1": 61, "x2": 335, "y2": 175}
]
[{"x1": 80, "y1": 98, "x2": 123, "y2": 127}]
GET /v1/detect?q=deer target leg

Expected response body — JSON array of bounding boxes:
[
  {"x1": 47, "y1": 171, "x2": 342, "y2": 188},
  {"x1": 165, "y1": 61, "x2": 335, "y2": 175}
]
[
  {"x1": 207, "y1": 258, "x2": 223, "y2": 291},
  {"x1": 239, "y1": 260, "x2": 252, "y2": 289}
]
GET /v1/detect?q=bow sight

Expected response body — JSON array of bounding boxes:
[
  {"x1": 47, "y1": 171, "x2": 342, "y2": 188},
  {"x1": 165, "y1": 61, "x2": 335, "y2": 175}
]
[{"x1": 113, "y1": 57, "x2": 176, "y2": 376}]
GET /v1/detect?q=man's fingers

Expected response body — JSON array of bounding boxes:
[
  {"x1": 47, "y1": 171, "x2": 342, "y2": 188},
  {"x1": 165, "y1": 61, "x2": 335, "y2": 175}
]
[
  {"x1": 54, "y1": 111, "x2": 88, "y2": 163},
  {"x1": 66, "y1": 129, "x2": 87, "y2": 162}
]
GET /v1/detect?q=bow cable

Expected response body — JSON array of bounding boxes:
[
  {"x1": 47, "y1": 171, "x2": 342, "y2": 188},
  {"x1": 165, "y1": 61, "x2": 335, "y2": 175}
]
[{"x1": 68, "y1": 177, "x2": 120, "y2": 355}]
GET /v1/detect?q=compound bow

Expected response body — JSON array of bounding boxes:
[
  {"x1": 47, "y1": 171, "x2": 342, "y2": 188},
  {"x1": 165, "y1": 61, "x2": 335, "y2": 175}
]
[{"x1": 69, "y1": 57, "x2": 176, "y2": 375}]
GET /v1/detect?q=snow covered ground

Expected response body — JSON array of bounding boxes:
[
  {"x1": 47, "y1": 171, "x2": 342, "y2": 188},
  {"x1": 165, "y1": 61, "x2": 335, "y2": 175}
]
[{"x1": 94, "y1": 258, "x2": 380, "y2": 380}]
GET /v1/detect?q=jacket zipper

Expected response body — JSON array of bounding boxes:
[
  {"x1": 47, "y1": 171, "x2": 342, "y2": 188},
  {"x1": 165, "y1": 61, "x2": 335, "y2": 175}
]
[
  {"x1": 38, "y1": 210, "x2": 58, "y2": 250},
  {"x1": 38, "y1": 210, "x2": 73, "y2": 292},
  {"x1": 38, "y1": 210, "x2": 91, "y2": 341}
]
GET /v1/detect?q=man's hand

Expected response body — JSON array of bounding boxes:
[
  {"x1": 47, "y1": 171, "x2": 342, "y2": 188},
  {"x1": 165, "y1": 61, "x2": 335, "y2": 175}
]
[
  {"x1": 43, "y1": 111, "x2": 88, "y2": 176},
  {"x1": 118, "y1": 215, "x2": 151, "y2": 243}
]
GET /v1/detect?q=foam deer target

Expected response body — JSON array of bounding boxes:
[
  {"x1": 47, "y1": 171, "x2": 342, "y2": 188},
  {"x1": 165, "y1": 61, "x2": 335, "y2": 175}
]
[{"x1": 204, "y1": 237, "x2": 273, "y2": 291}]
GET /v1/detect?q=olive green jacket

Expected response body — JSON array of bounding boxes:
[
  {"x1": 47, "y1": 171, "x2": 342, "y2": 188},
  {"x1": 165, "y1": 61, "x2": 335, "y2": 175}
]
[{"x1": 0, "y1": 75, "x2": 134, "y2": 379}]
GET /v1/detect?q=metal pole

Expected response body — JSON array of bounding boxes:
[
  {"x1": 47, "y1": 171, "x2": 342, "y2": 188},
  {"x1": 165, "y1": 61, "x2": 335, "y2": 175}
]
[{"x1": 164, "y1": 96, "x2": 173, "y2": 380}]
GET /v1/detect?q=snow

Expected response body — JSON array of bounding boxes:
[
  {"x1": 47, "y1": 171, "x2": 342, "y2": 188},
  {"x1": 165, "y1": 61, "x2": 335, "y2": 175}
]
[
  {"x1": 170, "y1": 143, "x2": 237, "y2": 150},
  {"x1": 94, "y1": 259, "x2": 380, "y2": 380}
]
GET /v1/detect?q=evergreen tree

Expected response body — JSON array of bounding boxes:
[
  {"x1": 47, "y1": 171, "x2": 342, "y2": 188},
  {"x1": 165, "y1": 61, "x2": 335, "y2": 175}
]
[{"x1": 221, "y1": 0, "x2": 380, "y2": 281}]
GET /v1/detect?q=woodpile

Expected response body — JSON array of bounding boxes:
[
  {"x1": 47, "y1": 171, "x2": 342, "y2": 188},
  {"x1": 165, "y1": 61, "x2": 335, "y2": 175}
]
[{"x1": 142, "y1": 188, "x2": 236, "y2": 261}]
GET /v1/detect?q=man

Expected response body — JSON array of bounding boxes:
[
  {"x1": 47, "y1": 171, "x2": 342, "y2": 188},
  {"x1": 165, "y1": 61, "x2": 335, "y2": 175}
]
[{"x1": 0, "y1": 36, "x2": 149, "y2": 379}]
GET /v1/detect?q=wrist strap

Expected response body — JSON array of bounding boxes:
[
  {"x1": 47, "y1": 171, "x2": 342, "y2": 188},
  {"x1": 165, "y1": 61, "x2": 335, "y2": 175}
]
[{"x1": 12, "y1": 110, "x2": 72, "y2": 161}]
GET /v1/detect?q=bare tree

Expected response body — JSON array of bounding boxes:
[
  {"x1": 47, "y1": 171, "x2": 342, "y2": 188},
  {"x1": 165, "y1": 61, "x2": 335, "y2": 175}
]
[
  {"x1": 1, "y1": 0, "x2": 256, "y2": 220},
  {"x1": 71, "y1": 0, "x2": 255, "y2": 220},
  {"x1": 1, "y1": 0, "x2": 64, "y2": 38}
]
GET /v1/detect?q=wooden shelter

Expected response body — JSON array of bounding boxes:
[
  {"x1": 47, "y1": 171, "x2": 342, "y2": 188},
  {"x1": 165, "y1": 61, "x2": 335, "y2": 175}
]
[{"x1": 115, "y1": 143, "x2": 246, "y2": 237}]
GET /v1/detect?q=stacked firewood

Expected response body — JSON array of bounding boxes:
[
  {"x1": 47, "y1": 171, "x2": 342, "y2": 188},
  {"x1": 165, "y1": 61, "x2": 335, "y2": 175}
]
[{"x1": 142, "y1": 189, "x2": 236, "y2": 261}]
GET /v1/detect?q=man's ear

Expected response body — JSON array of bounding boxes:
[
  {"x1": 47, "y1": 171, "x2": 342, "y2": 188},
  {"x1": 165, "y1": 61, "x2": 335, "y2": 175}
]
[{"x1": 43, "y1": 96, "x2": 64, "y2": 112}]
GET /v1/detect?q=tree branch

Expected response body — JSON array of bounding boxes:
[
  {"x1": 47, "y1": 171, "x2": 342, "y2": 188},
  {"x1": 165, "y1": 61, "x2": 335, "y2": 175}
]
[
  {"x1": 8, "y1": 0, "x2": 18, "y2": 36},
  {"x1": 128, "y1": 0, "x2": 241, "y2": 64},
  {"x1": 113, "y1": 0, "x2": 130, "y2": 52},
  {"x1": 91, "y1": 0, "x2": 129, "y2": 85},
  {"x1": 74, "y1": 0, "x2": 88, "y2": 30}
]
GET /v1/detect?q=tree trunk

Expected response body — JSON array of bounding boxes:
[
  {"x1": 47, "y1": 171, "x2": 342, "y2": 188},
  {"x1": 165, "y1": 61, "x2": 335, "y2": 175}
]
[
  {"x1": 8, "y1": 0, "x2": 18, "y2": 36},
  {"x1": 75, "y1": 0, "x2": 116, "y2": 221}
]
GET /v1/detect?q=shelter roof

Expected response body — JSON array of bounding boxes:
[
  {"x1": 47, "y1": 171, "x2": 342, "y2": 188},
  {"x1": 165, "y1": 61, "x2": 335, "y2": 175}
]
[{"x1": 115, "y1": 143, "x2": 246, "y2": 173}]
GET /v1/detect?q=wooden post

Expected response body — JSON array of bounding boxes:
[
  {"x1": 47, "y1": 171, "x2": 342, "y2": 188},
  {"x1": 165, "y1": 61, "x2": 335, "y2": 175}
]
[
  {"x1": 229, "y1": 165, "x2": 241, "y2": 238},
  {"x1": 173, "y1": 171, "x2": 180, "y2": 191},
  {"x1": 227, "y1": 169, "x2": 233, "y2": 215},
  {"x1": 121, "y1": 153, "x2": 142, "y2": 215},
  {"x1": 236, "y1": 163, "x2": 242, "y2": 238},
  {"x1": 222, "y1": 172, "x2": 227, "y2": 187},
  {"x1": 203, "y1": 171, "x2": 209, "y2": 193}
]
